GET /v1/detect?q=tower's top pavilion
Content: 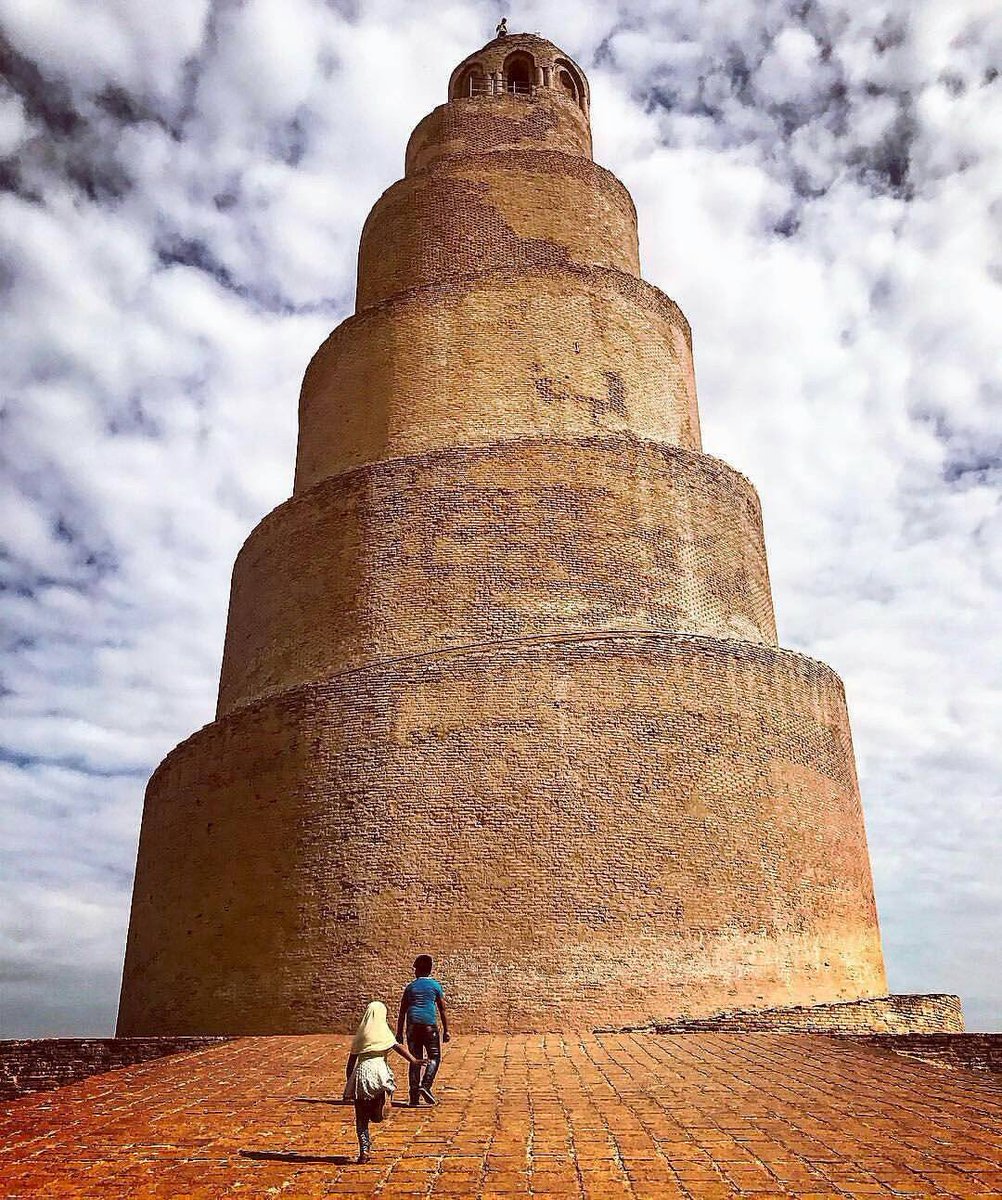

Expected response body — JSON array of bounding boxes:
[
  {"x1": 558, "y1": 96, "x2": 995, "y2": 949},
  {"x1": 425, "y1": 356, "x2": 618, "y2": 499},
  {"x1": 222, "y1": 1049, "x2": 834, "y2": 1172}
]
[
  {"x1": 405, "y1": 33, "x2": 594, "y2": 176},
  {"x1": 448, "y1": 32, "x2": 590, "y2": 111}
]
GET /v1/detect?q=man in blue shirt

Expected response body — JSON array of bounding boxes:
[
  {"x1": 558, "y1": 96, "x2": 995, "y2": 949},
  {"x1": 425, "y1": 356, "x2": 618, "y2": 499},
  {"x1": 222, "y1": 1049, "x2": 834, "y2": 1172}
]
[{"x1": 395, "y1": 954, "x2": 450, "y2": 1105}]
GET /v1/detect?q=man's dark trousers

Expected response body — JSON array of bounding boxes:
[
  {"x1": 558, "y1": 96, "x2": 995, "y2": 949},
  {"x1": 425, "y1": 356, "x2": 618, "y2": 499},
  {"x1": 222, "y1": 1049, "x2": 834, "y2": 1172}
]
[{"x1": 406, "y1": 1023, "x2": 441, "y2": 1101}]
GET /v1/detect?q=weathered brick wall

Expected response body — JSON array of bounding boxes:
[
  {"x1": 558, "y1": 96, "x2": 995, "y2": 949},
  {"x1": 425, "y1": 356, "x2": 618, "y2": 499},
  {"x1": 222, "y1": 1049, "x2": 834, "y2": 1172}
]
[
  {"x1": 121, "y1": 633, "x2": 886, "y2": 1035},
  {"x1": 295, "y1": 266, "x2": 699, "y2": 492},
  {"x1": 406, "y1": 89, "x2": 592, "y2": 175},
  {"x1": 0, "y1": 1038, "x2": 230, "y2": 1101},
  {"x1": 358, "y1": 152, "x2": 638, "y2": 309},
  {"x1": 219, "y1": 438, "x2": 776, "y2": 715},
  {"x1": 650, "y1": 993, "x2": 964, "y2": 1035},
  {"x1": 849, "y1": 1034, "x2": 1002, "y2": 1075}
]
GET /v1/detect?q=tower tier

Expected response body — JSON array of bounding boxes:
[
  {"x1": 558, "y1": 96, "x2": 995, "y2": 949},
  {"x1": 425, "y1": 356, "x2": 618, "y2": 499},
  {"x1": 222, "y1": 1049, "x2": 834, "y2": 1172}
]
[
  {"x1": 295, "y1": 265, "x2": 698, "y2": 492},
  {"x1": 119, "y1": 633, "x2": 887, "y2": 1035},
  {"x1": 357, "y1": 152, "x2": 638, "y2": 309},
  {"x1": 406, "y1": 92, "x2": 593, "y2": 175},
  {"x1": 219, "y1": 438, "x2": 777, "y2": 715}
]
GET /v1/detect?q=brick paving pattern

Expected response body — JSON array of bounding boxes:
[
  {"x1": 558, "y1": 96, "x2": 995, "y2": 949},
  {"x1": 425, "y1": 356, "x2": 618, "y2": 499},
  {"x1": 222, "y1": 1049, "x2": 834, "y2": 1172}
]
[{"x1": 2, "y1": 1033, "x2": 1000, "y2": 1198}]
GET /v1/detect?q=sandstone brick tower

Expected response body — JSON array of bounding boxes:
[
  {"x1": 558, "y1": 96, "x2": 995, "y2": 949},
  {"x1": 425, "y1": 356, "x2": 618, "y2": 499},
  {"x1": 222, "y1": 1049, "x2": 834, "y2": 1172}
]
[{"x1": 118, "y1": 32, "x2": 892, "y2": 1035}]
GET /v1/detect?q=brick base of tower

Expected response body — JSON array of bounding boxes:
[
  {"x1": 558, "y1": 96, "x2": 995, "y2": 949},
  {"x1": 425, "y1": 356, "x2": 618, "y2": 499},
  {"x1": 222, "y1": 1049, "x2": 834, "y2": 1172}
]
[{"x1": 118, "y1": 631, "x2": 886, "y2": 1035}]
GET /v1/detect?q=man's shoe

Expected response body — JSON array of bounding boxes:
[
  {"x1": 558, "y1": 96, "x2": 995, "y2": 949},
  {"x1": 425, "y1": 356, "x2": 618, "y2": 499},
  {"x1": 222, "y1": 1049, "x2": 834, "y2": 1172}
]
[
  {"x1": 357, "y1": 1149, "x2": 371, "y2": 1164},
  {"x1": 418, "y1": 1086, "x2": 437, "y2": 1105}
]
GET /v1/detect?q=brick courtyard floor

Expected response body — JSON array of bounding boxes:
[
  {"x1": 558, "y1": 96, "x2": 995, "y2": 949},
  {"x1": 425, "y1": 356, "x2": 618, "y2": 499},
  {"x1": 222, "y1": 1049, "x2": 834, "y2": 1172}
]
[{"x1": 1, "y1": 1033, "x2": 1000, "y2": 1198}]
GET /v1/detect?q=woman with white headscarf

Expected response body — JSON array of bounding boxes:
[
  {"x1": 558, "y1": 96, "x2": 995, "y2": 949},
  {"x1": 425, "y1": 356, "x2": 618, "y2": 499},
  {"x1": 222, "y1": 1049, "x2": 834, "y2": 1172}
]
[{"x1": 343, "y1": 1000, "x2": 422, "y2": 1162}]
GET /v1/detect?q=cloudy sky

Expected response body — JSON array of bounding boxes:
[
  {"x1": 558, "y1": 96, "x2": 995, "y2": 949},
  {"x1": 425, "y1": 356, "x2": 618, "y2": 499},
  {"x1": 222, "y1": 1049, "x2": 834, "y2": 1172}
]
[{"x1": 1, "y1": 0, "x2": 1000, "y2": 1037}]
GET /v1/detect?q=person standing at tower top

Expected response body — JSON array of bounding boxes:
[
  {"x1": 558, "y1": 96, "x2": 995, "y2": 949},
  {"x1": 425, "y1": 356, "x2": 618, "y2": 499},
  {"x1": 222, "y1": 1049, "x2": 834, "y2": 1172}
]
[
  {"x1": 396, "y1": 955, "x2": 450, "y2": 1105},
  {"x1": 496, "y1": 16, "x2": 508, "y2": 37}
]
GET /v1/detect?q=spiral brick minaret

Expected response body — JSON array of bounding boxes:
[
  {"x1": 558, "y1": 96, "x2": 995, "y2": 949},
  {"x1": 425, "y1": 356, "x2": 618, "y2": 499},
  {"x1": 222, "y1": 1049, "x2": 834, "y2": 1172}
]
[{"x1": 118, "y1": 33, "x2": 890, "y2": 1034}]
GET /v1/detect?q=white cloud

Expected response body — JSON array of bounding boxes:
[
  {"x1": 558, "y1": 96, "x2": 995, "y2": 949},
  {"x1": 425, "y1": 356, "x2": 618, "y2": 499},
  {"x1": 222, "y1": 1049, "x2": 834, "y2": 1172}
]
[
  {"x1": 1, "y1": 0, "x2": 1000, "y2": 1035},
  {"x1": 0, "y1": 84, "x2": 31, "y2": 157},
  {"x1": 0, "y1": 0, "x2": 212, "y2": 104},
  {"x1": 756, "y1": 27, "x2": 826, "y2": 104}
]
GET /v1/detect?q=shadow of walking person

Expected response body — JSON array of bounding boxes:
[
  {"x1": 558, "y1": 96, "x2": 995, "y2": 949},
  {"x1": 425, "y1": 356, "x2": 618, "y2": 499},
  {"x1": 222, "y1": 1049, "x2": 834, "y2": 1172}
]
[{"x1": 239, "y1": 1149, "x2": 354, "y2": 1164}]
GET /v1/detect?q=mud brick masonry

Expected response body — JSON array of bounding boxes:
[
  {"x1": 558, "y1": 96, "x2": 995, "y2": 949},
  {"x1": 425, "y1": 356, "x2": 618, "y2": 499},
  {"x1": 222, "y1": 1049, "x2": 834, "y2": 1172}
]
[{"x1": 117, "y1": 33, "x2": 959, "y2": 1036}]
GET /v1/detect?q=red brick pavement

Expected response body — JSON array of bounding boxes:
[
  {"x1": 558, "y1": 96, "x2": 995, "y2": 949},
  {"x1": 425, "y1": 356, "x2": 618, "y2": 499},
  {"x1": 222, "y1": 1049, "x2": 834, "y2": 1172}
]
[{"x1": 0, "y1": 1033, "x2": 999, "y2": 1198}]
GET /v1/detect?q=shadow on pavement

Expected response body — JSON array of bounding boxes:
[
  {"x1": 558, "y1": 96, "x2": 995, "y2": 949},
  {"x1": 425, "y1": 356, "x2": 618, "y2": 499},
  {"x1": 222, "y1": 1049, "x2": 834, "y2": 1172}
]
[{"x1": 239, "y1": 1149, "x2": 354, "y2": 1164}]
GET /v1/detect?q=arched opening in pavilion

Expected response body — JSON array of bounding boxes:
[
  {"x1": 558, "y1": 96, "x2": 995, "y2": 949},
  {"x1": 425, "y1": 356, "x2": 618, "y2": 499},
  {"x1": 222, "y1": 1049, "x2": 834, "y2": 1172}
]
[
  {"x1": 554, "y1": 58, "x2": 587, "y2": 110},
  {"x1": 503, "y1": 51, "x2": 535, "y2": 96},
  {"x1": 452, "y1": 64, "x2": 487, "y2": 99}
]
